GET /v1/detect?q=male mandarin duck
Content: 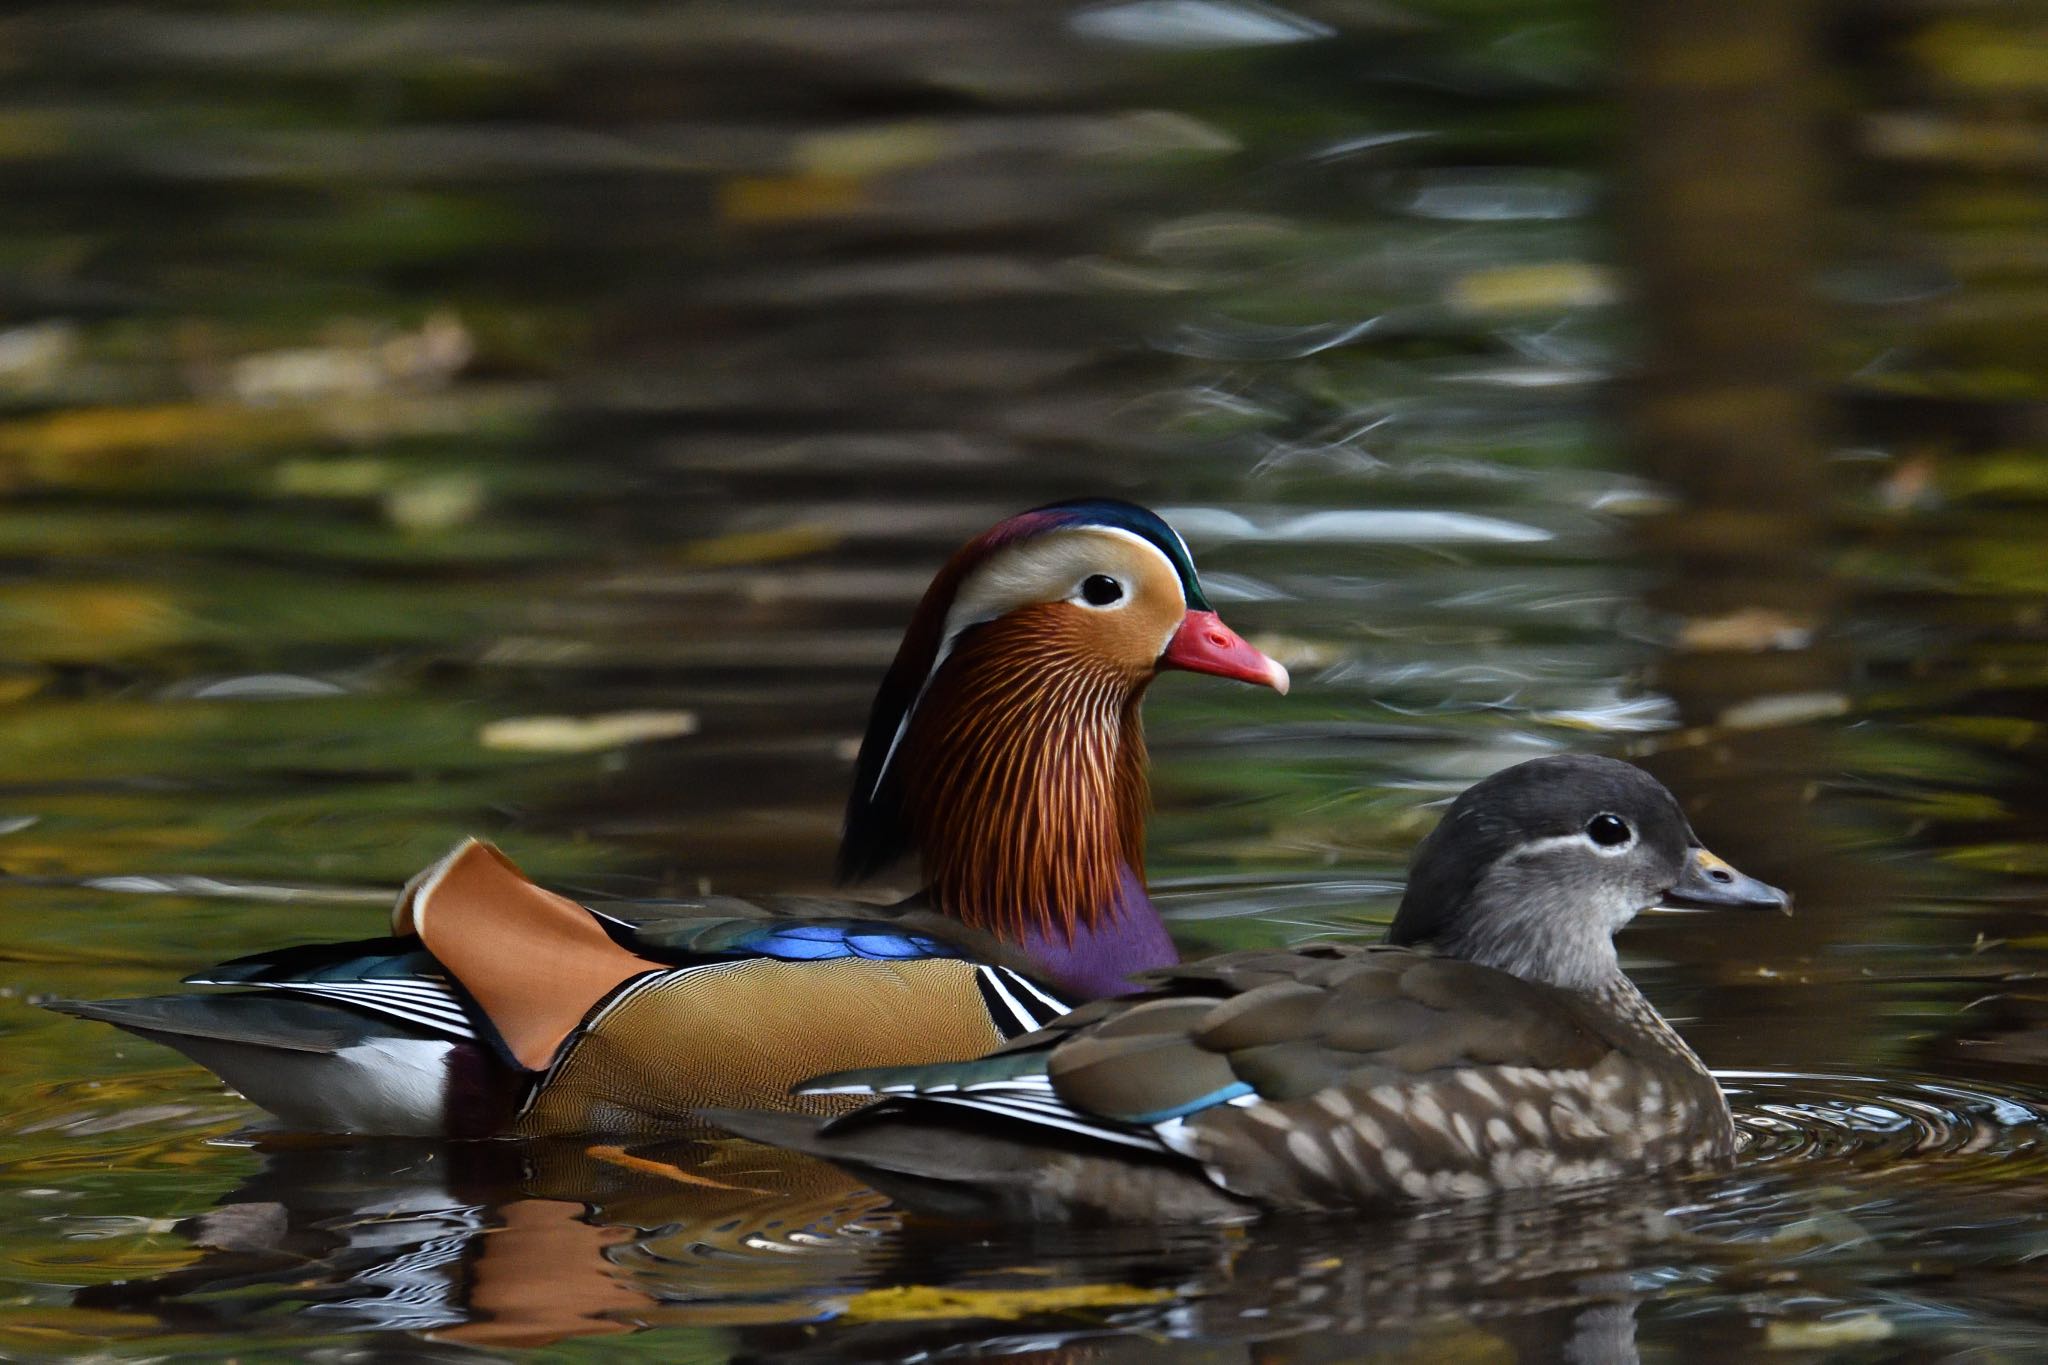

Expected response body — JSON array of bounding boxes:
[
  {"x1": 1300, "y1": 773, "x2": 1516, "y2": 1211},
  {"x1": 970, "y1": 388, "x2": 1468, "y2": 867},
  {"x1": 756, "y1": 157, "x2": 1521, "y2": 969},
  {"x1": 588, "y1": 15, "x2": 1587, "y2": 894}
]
[
  {"x1": 708, "y1": 755, "x2": 1791, "y2": 1222},
  {"x1": 51, "y1": 499, "x2": 1290, "y2": 1136}
]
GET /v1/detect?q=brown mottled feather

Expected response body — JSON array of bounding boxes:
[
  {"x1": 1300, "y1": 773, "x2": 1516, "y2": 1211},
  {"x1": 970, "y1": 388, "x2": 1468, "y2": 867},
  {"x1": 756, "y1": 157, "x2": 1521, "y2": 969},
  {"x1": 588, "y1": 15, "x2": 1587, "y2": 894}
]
[
  {"x1": 1028, "y1": 945, "x2": 1717, "y2": 1210},
  {"x1": 1082, "y1": 997, "x2": 1214, "y2": 1039},
  {"x1": 1318, "y1": 997, "x2": 1444, "y2": 1055},
  {"x1": 1193, "y1": 981, "x2": 1326, "y2": 1051},
  {"x1": 1395, "y1": 958, "x2": 1610, "y2": 1068},
  {"x1": 1222, "y1": 1039, "x2": 1348, "y2": 1101},
  {"x1": 1046, "y1": 1029, "x2": 1239, "y2": 1121},
  {"x1": 1150, "y1": 950, "x2": 1727, "y2": 1209}
]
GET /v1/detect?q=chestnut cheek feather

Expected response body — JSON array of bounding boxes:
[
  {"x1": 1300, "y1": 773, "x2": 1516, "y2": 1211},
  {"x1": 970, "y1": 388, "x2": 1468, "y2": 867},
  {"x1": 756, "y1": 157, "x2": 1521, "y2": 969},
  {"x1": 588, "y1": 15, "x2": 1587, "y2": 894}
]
[{"x1": 899, "y1": 610, "x2": 1150, "y2": 945}]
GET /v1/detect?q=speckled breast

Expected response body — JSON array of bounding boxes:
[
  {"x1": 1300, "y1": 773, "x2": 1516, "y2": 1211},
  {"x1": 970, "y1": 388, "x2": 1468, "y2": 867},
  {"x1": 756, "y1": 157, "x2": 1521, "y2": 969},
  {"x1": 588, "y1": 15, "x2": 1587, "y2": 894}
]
[
  {"x1": 513, "y1": 957, "x2": 1008, "y2": 1135},
  {"x1": 1184, "y1": 1045, "x2": 1735, "y2": 1212}
]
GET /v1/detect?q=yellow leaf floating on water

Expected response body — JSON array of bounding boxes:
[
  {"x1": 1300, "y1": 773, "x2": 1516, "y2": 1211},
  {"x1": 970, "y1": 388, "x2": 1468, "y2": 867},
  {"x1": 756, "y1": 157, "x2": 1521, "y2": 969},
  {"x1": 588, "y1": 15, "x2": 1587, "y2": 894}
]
[
  {"x1": 274, "y1": 456, "x2": 394, "y2": 498},
  {"x1": 839, "y1": 1282, "x2": 1173, "y2": 1323},
  {"x1": 0, "y1": 110, "x2": 74, "y2": 160},
  {"x1": 1764, "y1": 1311, "x2": 1894, "y2": 1349},
  {"x1": 681, "y1": 523, "x2": 840, "y2": 566},
  {"x1": 1447, "y1": 262, "x2": 1618, "y2": 316},
  {"x1": 794, "y1": 122, "x2": 950, "y2": 178},
  {"x1": 0, "y1": 670, "x2": 46, "y2": 703},
  {"x1": 0, "y1": 1306, "x2": 165, "y2": 1341},
  {"x1": 478, "y1": 710, "x2": 700, "y2": 753},
  {"x1": 0, "y1": 402, "x2": 300, "y2": 474},
  {"x1": 1911, "y1": 19, "x2": 2048, "y2": 95},
  {"x1": 0, "y1": 584, "x2": 189, "y2": 661},
  {"x1": 720, "y1": 173, "x2": 867, "y2": 225},
  {"x1": 384, "y1": 473, "x2": 487, "y2": 532}
]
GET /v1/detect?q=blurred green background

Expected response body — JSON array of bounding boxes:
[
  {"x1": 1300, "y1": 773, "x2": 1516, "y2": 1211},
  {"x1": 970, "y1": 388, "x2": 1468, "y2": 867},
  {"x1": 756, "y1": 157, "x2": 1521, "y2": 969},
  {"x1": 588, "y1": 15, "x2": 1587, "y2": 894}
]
[{"x1": 2, "y1": 1, "x2": 2048, "y2": 1358}]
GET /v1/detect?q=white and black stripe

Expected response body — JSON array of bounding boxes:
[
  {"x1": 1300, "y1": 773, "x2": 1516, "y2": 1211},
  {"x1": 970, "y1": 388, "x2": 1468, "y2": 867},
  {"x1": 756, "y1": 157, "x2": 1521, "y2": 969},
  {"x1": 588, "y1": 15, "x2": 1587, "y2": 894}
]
[
  {"x1": 901, "y1": 1087, "x2": 1169, "y2": 1154},
  {"x1": 312, "y1": 1224, "x2": 478, "y2": 1330},
  {"x1": 973, "y1": 966, "x2": 1070, "y2": 1038},
  {"x1": 190, "y1": 975, "x2": 480, "y2": 1043},
  {"x1": 813, "y1": 1069, "x2": 1167, "y2": 1154}
]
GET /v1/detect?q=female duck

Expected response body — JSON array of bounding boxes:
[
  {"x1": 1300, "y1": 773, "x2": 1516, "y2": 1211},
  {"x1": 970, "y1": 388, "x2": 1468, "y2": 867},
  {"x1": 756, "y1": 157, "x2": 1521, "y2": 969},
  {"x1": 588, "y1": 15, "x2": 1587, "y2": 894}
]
[
  {"x1": 52, "y1": 499, "x2": 1288, "y2": 1136},
  {"x1": 711, "y1": 755, "x2": 1789, "y2": 1222}
]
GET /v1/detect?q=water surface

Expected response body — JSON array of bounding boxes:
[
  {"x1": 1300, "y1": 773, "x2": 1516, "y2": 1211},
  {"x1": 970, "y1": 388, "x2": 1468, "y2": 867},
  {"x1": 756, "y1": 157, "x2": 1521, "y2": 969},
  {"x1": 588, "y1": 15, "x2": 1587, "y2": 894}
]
[{"x1": 4, "y1": 2, "x2": 2048, "y2": 1359}]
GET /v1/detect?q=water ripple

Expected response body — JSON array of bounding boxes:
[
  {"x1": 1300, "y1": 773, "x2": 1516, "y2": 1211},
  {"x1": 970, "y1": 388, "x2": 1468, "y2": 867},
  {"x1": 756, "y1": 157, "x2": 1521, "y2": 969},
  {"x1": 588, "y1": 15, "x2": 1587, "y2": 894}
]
[{"x1": 1723, "y1": 1070, "x2": 2048, "y2": 1169}]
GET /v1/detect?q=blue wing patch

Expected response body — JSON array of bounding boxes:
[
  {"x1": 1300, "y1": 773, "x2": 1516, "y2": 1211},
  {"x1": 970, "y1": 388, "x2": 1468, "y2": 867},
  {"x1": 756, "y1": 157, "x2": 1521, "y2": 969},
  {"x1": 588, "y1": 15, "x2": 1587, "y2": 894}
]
[
  {"x1": 726, "y1": 921, "x2": 962, "y2": 963},
  {"x1": 1122, "y1": 1081, "x2": 1255, "y2": 1124}
]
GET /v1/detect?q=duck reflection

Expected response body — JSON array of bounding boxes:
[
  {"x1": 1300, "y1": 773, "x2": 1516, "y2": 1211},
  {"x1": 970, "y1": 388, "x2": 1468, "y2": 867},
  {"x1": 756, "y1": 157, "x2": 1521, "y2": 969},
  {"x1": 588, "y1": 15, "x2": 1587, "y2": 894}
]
[
  {"x1": 75, "y1": 1128, "x2": 892, "y2": 1346},
  {"x1": 77, "y1": 1130, "x2": 1685, "y2": 1361}
]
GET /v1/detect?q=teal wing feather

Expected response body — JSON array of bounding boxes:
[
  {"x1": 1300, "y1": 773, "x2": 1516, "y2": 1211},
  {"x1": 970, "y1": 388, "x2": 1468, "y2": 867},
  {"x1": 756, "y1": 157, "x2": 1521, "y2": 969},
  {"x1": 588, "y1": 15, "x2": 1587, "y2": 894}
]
[{"x1": 798, "y1": 1047, "x2": 1055, "y2": 1098}]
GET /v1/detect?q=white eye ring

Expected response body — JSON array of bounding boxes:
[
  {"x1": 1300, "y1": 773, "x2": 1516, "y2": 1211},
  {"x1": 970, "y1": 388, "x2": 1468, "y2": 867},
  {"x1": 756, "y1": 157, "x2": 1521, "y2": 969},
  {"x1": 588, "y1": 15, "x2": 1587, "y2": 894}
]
[
  {"x1": 1072, "y1": 573, "x2": 1128, "y2": 609},
  {"x1": 1583, "y1": 812, "x2": 1635, "y2": 855}
]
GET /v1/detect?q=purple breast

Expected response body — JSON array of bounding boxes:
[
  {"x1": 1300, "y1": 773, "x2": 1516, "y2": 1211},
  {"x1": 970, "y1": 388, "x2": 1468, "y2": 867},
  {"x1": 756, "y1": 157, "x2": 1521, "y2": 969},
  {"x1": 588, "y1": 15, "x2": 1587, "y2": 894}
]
[{"x1": 1018, "y1": 865, "x2": 1179, "y2": 1000}]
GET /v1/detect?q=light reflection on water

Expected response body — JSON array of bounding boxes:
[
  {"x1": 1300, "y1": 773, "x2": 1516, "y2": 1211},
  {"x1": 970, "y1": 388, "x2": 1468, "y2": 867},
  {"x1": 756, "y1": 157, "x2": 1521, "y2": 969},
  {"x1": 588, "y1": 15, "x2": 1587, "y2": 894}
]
[{"x1": 2, "y1": 0, "x2": 2047, "y2": 1359}]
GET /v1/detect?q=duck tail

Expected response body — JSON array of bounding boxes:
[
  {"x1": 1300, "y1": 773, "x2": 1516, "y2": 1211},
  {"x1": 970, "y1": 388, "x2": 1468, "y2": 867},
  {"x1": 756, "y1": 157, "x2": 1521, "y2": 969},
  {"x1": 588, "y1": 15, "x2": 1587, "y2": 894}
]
[{"x1": 46, "y1": 993, "x2": 483, "y2": 1137}]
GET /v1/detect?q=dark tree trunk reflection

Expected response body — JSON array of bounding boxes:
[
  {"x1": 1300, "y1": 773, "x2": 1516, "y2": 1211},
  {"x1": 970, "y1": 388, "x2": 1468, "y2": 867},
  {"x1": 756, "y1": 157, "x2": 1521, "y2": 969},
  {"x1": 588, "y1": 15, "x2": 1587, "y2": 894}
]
[{"x1": 1620, "y1": 0, "x2": 1891, "y2": 1072}]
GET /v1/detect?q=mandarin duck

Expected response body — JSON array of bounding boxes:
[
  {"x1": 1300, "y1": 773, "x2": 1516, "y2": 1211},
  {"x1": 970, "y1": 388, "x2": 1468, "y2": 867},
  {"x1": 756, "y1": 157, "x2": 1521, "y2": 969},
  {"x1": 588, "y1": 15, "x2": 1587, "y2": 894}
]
[
  {"x1": 707, "y1": 755, "x2": 1790, "y2": 1222},
  {"x1": 51, "y1": 499, "x2": 1289, "y2": 1136}
]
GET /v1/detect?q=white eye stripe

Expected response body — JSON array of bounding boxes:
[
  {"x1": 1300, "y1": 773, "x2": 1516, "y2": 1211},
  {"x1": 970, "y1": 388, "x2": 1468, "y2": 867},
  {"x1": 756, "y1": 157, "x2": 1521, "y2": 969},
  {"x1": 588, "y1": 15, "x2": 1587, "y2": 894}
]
[
  {"x1": 866, "y1": 526, "x2": 1187, "y2": 800},
  {"x1": 1510, "y1": 829, "x2": 1638, "y2": 859},
  {"x1": 940, "y1": 527, "x2": 1182, "y2": 655}
]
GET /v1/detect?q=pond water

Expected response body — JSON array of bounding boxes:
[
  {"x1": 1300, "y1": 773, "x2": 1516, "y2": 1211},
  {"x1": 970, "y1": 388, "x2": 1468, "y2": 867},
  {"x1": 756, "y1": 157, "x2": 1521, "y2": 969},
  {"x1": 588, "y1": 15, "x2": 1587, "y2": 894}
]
[{"x1": 5, "y1": 2, "x2": 2048, "y2": 1359}]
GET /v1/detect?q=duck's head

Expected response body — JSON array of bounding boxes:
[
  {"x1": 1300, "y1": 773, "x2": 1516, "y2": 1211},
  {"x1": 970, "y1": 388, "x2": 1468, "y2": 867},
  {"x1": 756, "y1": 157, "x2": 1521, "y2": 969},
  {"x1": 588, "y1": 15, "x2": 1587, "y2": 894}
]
[
  {"x1": 1388, "y1": 754, "x2": 1788, "y2": 992},
  {"x1": 839, "y1": 498, "x2": 1288, "y2": 942}
]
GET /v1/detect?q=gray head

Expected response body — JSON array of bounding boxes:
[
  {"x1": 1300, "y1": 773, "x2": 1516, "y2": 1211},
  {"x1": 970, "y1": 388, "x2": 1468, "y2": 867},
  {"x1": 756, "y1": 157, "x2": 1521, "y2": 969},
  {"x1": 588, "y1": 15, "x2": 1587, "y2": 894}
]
[{"x1": 1388, "y1": 754, "x2": 1788, "y2": 992}]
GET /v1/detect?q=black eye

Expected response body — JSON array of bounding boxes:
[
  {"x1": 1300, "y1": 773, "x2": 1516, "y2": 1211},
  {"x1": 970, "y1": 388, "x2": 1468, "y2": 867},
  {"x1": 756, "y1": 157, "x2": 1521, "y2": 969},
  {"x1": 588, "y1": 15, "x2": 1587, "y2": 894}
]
[
  {"x1": 1080, "y1": 574, "x2": 1124, "y2": 607},
  {"x1": 1586, "y1": 813, "x2": 1632, "y2": 847}
]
